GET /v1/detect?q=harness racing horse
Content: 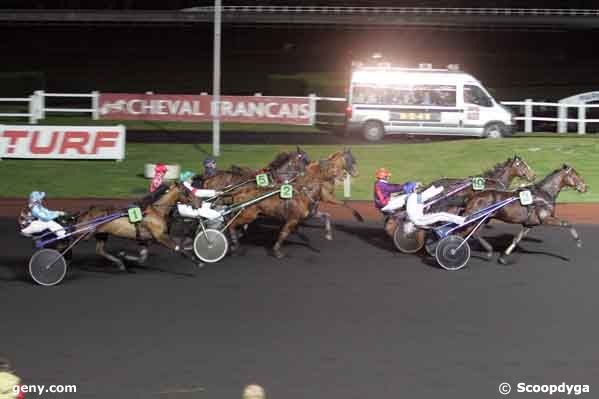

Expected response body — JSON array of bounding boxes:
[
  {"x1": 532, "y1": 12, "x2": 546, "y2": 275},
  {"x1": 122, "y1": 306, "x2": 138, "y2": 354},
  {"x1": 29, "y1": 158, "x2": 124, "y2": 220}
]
[
  {"x1": 462, "y1": 164, "x2": 587, "y2": 264},
  {"x1": 384, "y1": 155, "x2": 536, "y2": 238},
  {"x1": 76, "y1": 183, "x2": 200, "y2": 271},
  {"x1": 202, "y1": 147, "x2": 310, "y2": 190},
  {"x1": 227, "y1": 148, "x2": 361, "y2": 258}
]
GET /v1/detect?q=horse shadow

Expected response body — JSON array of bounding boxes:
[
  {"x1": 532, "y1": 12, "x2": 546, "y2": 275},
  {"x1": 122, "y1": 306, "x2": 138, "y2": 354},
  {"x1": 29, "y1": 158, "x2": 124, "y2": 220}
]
[{"x1": 333, "y1": 223, "x2": 400, "y2": 252}]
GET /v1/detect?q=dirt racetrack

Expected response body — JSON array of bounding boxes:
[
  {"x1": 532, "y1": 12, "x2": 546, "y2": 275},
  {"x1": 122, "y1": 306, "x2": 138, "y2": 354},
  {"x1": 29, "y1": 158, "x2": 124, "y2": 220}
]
[{"x1": 1, "y1": 198, "x2": 598, "y2": 224}]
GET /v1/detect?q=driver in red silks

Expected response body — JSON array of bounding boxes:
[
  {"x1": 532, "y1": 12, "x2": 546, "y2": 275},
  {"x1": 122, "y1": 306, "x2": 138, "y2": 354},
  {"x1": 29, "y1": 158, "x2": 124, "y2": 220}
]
[
  {"x1": 150, "y1": 164, "x2": 168, "y2": 193},
  {"x1": 373, "y1": 168, "x2": 417, "y2": 210}
]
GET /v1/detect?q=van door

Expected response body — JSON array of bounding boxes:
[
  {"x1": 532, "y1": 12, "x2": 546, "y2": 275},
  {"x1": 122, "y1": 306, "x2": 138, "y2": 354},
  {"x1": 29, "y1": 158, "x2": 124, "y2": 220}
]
[{"x1": 461, "y1": 84, "x2": 496, "y2": 135}]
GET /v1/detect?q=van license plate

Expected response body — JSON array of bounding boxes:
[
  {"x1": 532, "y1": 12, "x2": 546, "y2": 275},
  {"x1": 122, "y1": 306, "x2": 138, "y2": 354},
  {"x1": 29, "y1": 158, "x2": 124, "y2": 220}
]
[{"x1": 392, "y1": 112, "x2": 441, "y2": 122}]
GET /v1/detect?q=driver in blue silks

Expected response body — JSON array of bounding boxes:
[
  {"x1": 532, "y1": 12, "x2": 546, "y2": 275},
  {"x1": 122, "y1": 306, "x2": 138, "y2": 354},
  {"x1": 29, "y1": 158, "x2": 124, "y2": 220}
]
[
  {"x1": 19, "y1": 191, "x2": 66, "y2": 237},
  {"x1": 203, "y1": 158, "x2": 217, "y2": 178}
]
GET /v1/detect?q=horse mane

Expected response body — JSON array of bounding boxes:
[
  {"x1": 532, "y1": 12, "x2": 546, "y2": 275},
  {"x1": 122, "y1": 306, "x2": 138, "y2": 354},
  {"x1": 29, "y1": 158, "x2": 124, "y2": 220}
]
[
  {"x1": 267, "y1": 152, "x2": 293, "y2": 170},
  {"x1": 534, "y1": 167, "x2": 563, "y2": 188},
  {"x1": 481, "y1": 158, "x2": 512, "y2": 178}
]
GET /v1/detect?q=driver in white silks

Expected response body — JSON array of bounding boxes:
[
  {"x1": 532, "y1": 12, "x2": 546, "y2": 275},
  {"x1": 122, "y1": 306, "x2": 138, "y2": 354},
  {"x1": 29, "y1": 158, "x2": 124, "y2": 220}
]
[
  {"x1": 406, "y1": 184, "x2": 466, "y2": 228},
  {"x1": 178, "y1": 171, "x2": 223, "y2": 222}
]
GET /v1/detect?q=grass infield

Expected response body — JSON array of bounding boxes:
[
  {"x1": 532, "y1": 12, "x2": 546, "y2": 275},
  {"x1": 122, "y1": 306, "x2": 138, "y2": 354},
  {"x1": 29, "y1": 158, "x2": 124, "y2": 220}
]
[{"x1": 1, "y1": 137, "x2": 597, "y2": 202}]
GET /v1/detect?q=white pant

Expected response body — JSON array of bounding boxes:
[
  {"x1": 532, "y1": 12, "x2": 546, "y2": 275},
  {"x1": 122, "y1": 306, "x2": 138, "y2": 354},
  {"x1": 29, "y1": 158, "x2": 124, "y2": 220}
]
[
  {"x1": 177, "y1": 203, "x2": 222, "y2": 221},
  {"x1": 381, "y1": 194, "x2": 408, "y2": 213},
  {"x1": 21, "y1": 220, "x2": 65, "y2": 237},
  {"x1": 406, "y1": 187, "x2": 465, "y2": 227}
]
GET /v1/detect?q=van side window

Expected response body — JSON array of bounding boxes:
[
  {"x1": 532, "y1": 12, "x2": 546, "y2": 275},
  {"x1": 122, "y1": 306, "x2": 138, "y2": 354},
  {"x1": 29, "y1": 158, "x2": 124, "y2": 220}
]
[
  {"x1": 464, "y1": 85, "x2": 493, "y2": 107},
  {"x1": 352, "y1": 85, "x2": 456, "y2": 107}
]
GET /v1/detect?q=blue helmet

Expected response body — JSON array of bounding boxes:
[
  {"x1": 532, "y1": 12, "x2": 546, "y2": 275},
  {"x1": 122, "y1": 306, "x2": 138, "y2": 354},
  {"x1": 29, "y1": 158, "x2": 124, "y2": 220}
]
[
  {"x1": 179, "y1": 171, "x2": 196, "y2": 182},
  {"x1": 203, "y1": 158, "x2": 216, "y2": 167},
  {"x1": 29, "y1": 191, "x2": 45, "y2": 204}
]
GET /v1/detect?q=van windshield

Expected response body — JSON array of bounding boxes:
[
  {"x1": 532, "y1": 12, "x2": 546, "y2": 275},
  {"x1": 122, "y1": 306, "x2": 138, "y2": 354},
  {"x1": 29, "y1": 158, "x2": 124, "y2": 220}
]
[
  {"x1": 351, "y1": 84, "x2": 456, "y2": 107},
  {"x1": 464, "y1": 85, "x2": 493, "y2": 107}
]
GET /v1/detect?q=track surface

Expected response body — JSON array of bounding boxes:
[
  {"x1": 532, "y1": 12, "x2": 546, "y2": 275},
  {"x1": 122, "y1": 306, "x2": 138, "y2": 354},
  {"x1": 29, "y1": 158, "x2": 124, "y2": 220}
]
[{"x1": 2, "y1": 219, "x2": 598, "y2": 399}]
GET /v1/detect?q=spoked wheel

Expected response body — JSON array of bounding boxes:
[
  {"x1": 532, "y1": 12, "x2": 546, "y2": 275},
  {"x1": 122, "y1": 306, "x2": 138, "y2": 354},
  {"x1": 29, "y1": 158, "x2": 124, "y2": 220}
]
[
  {"x1": 193, "y1": 229, "x2": 229, "y2": 263},
  {"x1": 435, "y1": 235, "x2": 471, "y2": 271},
  {"x1": 29, "y1": 248, "x2": 68, "y2": 286},
  {"x1": 393, "y1": 222, "x2": 425, "y2": 253}
]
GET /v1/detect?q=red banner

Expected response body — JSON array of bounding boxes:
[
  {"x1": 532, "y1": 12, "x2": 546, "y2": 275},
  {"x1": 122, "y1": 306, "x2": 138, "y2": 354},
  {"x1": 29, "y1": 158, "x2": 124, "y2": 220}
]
[{"x1": 99, "y1": 93, "x2": 313, "y2": 125}]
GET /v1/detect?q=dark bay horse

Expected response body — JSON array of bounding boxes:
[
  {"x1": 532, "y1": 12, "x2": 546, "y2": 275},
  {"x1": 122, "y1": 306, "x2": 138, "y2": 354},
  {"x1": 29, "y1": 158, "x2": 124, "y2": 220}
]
[
  {"x1": 385, "y1": 155, "x2": 536, "y2": 238},
  {"x1": 226, "y1": 148, "x2": 360, "y2": 258},
  {"x1": 76, "y1": 183, "x2": 200, "y2": 271},
  {"x1": 202, "y1": 147, "x2": 310, "y2": 190},
  {"x1": 462, "y1": 165, "x2": 587, "y2": 264}
]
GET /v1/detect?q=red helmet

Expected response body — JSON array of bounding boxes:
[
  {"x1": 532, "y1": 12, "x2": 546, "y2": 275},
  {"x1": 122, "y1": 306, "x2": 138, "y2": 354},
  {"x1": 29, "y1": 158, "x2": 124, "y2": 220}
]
[
  {"x1": 375, "y1": 168, "x2": 391, "y2": 179},
  {"x1": 154, "y1": 164, "x2": 168, "y2": 173}
]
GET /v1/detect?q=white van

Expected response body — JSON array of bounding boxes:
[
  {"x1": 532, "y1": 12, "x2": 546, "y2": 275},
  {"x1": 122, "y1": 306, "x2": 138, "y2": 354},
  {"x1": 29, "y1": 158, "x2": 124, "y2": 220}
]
[{"x1": 345, "y1": 64, "x2": 515, "y2": 141}]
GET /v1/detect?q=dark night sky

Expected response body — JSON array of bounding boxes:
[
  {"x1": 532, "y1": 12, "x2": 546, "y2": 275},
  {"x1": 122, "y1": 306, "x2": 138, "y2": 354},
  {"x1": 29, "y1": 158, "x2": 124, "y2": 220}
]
[{"x1": 2, "y1": 1, "x2": 599, "y2": 10}]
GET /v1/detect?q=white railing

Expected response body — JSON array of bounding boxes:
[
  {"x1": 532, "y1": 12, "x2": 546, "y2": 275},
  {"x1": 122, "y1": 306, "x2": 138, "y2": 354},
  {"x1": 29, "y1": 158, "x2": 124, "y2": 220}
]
[
  {"x1": 184, "y1": 6, "x2": 599, "y2": 17},
  {"x1": 502, "y1": 99, "x2": 599, "y2": 134},
  {"x1": 34, "y1": 90, "x2": 99, "y2": 121},
  {"x1": 2, "y1": 90, "x2": 599, "y2": 134},
  {"x1": 0, "y1": 96, "x2": 36, "y2": 124}
]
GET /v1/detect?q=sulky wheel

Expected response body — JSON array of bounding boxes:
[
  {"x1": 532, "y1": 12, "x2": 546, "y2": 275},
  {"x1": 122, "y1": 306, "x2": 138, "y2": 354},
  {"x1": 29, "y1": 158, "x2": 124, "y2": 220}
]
[
  {"x1": 193, "y1": 229, "x2": 229, "y2": 263},
  {"x1": 393, "y1": 221, "x2": 425, "y2": 254},
  {"x1": 29, "y1": 248, "x2": 68, "y2": 286},
  {"x1": 435, "y1": 235, "x2": 471, "y2": 271}
]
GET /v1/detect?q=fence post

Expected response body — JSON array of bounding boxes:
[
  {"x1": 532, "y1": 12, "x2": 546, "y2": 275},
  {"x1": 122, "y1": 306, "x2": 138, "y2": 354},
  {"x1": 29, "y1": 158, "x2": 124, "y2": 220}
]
[
  {"x1": 344, "y1": 174, "x2": 351, "y2": 198},
  {"x1": 34, "y1": 90, "x2": 45, "y2": 121},
  {"x1": 308, "y1": 93, "x2": 317, "y2": 126},
  {"x1": 524, "y1": 98, "x2": 533, "y2": 133},
  {"x1": 558, "y1": 104, "x2": 567, "y2": 133},
  {"x1": 92, "y1": 90, "x2": 100, "y2": 120},
  {"x1": 28, "y1": 94, "x2": 36, "y2": 124},
  {"x1": 578, "y1": 105, "x2": 586, "y2": 135}
]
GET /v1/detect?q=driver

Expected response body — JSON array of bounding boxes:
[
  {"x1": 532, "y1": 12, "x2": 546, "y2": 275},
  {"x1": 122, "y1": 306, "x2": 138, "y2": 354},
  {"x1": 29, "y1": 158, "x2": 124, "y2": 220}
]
[
  {"x1": 19, "y1": 191, "x2": 67, "y2": 238},
  {"x1": 374, "y1": 168, "x2": 418, "y2": 213},
  {"x1": 203, "y1": 158, "x2": 217, "y2": 178},
  {"x1": 406, "y1": 185, "x2": 466, "y2": 227},
  {"x1": 178, "y1": 171, "x2": 223, "y2": 221}
]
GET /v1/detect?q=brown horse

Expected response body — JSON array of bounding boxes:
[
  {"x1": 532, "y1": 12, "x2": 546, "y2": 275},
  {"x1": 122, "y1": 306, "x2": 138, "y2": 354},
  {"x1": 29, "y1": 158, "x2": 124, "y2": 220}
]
[
  {"x1": 202, "y1": 147, "x2": 310, "y2": 190},
  {"x1": 76, "y1": 183, "x2": 200, "y2": 271},
  {"x1": 385, "y1": 155, "x2": 536, "y2": 238},
  {"x1": 462, "y1": 164, "x2": 587, "y2": 264},
  {"x1": 226, "y1": 148, "x2": 360, "y2": 258}
]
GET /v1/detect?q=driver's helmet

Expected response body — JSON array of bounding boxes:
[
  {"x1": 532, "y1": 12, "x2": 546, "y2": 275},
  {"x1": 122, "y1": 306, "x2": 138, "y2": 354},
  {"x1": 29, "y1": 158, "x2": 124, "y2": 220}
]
[
  {"x1": 179, "y1": 170, "x2": 195, "y2": 182},
  {"x1": 243, "y1": 384, "x2": 265, "y2": 399},
  {"x1": 154, "y1": 163, "x2": 168, "y2": 174},
  {"x1": 203, "y1": 158, "x2": 216, "y2": 168},
  {"x1": 375, "y1": 168, "x2": 391, "y2": 180},
  {"x1": 29, "y1": 191, "x2": 45, "y2": 205}
]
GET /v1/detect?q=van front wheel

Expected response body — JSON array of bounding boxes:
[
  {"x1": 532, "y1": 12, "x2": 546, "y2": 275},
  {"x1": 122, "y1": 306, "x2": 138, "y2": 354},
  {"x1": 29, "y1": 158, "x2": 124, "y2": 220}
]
[
  {"x1": 483, "y1": 122, "x2": 509, "y2": 139},
  {"x1": 363, "y1": 121, "x2": 385, "y2": 142}
]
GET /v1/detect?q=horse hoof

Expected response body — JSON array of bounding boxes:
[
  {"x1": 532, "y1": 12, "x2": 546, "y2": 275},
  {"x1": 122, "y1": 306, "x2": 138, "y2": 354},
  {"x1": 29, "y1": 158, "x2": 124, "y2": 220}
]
[
  {"x1": 577, "y1": 241, "x2": 583, "y2": 248},
  {"x1": 485, "y1": 252, "x2": 493, "y2": 261},
  {"x1": 498, "y1": 257, "x2": 508, "y2": 265},
  {"x1": 325, "y1": 234, "x2": 333, "y2": 241},
  {"x1": 273, "y1": 250, "x2": 285, "y2": 259},
  {"x1": 118, "y1": 251, "x2": 127, "y2": 258}
]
